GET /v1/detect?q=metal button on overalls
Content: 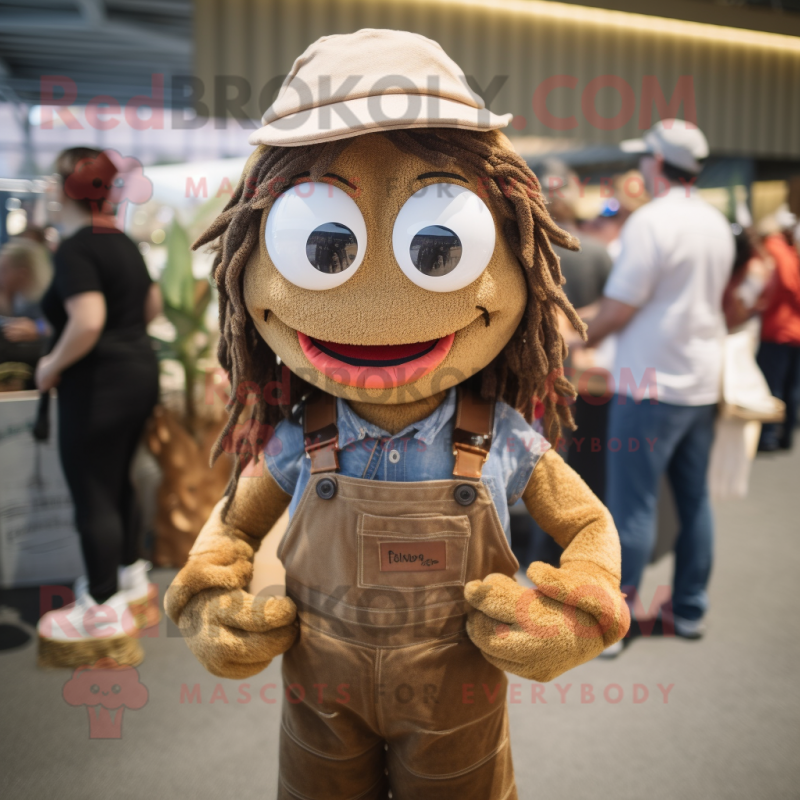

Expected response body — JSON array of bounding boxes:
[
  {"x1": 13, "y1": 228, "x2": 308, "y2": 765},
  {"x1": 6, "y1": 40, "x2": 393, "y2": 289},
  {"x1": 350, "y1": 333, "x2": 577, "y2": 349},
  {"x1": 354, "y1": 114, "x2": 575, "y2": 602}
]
[{"x1": 277, "y1": 391, "x2": 520, "y2": 800}]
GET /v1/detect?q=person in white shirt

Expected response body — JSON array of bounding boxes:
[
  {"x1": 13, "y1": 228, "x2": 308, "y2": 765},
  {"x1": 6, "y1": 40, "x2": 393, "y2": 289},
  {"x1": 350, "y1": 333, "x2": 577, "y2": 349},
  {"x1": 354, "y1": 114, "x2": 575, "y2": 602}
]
[{"x1": 578, "y1": 120, "x2": 735, "y2": 654}]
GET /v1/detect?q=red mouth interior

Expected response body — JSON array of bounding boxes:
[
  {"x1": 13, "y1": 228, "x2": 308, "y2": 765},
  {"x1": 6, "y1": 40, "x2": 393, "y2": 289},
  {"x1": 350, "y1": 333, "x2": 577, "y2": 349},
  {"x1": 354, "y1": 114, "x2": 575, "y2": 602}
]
[{"x1": 310, "y1": 338, "x2": 439, "y2": 367}]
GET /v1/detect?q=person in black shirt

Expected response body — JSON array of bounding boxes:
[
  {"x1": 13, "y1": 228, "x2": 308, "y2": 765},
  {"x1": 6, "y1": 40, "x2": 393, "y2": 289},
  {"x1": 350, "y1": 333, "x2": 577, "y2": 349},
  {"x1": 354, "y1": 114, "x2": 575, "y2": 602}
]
[{"x1": 36, "y1": 148, "x2": 161, "y2": 668}]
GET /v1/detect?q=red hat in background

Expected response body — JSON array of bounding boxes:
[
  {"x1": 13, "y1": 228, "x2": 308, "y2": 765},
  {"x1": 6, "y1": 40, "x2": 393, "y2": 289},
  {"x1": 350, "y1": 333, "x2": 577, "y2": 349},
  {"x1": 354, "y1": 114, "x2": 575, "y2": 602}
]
[{"x1": 63, "y1": 150, "x2": 119, "y2": 207}]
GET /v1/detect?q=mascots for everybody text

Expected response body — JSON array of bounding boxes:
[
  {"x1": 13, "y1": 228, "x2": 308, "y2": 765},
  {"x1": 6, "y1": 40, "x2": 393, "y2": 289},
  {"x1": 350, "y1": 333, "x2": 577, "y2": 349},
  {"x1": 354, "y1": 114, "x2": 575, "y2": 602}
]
[{"x1": 166, "y1": 29, "x2": 629, "y2": 800}]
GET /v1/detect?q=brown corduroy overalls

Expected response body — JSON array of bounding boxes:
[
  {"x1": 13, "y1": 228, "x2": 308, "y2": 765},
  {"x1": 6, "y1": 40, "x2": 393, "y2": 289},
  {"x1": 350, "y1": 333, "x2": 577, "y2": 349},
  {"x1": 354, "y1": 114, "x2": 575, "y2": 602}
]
[{"x1": 276, "y1": 391, "x2": 520, "y2": 800}]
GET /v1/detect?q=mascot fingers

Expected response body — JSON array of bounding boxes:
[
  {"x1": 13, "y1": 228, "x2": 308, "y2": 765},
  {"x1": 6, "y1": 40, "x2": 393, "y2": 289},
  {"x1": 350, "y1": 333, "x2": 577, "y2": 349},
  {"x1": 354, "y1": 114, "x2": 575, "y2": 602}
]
[
  {"x1": 200, "y1": 588, "x2": 298, "y2": 632},
  {"x1": 464, "y1": 573, "x2": 524, "y2": 624},
  {"x1": 527, "y1": 561, "x2": 630, "y2": 648},
  {"x1": 178, "y1": 588, "x2": 298, "y2": 679},
  {"x1": 164, "y1": 553, "x2": 254, "y2": 626},
  {"x1": 465, "y1": 578, "x2": 608, "y2": 682}
]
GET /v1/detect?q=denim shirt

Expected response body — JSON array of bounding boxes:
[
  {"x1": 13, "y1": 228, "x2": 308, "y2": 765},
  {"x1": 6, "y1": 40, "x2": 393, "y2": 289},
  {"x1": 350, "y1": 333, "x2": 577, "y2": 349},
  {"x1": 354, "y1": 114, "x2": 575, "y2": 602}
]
[{"x1": 264, "y1": 388, "x2": 550, "y2": 540}]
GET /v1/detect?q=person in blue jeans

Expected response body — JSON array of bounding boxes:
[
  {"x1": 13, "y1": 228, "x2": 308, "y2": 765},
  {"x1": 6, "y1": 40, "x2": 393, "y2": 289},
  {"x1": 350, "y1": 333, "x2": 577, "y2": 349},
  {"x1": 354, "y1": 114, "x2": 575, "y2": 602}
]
[
  {"x1": 574, "y1": 120, "x2": 735, "y2": 655},
  {"x1": 606, "y1": 399, "x2": 716, "y2": 626}
]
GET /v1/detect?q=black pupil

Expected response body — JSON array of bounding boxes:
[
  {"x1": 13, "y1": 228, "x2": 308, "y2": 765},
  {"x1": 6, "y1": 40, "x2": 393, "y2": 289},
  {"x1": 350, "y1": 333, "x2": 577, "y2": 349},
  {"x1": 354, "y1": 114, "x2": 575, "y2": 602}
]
[
  {"x1": 306, "y1": 223, "x2": 357, "y2": 274},
  {"x1": 410, "y1": 225, "x2": 462, "y2": 276}
]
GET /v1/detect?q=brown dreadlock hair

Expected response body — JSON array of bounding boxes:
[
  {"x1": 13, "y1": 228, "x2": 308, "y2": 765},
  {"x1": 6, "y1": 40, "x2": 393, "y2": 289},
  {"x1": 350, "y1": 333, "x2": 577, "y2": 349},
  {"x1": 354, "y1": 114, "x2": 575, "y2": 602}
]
[{"x1": 194, "y1": 128, "x2": 586, "y2": 503}]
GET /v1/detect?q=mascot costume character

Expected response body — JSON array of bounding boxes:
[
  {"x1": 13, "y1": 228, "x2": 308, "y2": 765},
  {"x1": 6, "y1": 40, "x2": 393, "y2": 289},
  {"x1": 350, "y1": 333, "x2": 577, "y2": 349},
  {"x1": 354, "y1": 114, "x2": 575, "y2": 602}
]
[{"x1": 165, "y1": 29, "x2": 629, "y2": 800}]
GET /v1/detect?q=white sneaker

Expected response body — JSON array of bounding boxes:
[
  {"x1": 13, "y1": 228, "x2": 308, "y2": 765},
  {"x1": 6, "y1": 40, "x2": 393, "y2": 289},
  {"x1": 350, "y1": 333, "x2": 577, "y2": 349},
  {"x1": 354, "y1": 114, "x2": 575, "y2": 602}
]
[
  {"x1": 119, "y1": 560, "x2": 160, "y2": 630},
  {"x1": 662, "y1": 609, "x2": 706, "y2": 640},
  {"x1": 674, "y1": 617, "x2": 705, "y2": 639},
  {"x1": 597, "y1": 640, "x2": 624, "y2": 659},
  {"x1": 118, "y1": 559, "x2": 150, "y2": 598},
  {"x1": 37, "y1": 587, "x2": 143, "y2": 669}
]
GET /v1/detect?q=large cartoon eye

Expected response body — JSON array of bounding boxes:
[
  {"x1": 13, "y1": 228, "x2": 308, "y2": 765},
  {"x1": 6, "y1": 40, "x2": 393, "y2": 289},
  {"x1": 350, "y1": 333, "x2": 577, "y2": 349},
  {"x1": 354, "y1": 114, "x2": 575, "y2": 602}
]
[
  {"x1": 265, "y1": 182, "x2": 366, "y2": 290},
  {"x1": 90, "y1": 684, "x2": 100, "y2": 694},
  {"x1": 112, "y1": 684, "x2": 121, "y2": 694},
  {"x1": 392, "y1": 184, "x2": 495, "y2": 292}
]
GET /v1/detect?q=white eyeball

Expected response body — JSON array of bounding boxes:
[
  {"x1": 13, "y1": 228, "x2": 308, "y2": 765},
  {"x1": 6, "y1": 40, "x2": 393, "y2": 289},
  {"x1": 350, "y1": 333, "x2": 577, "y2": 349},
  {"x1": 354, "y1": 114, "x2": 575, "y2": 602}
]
[
  {"x1": 392, "y1": 184, "x2": 496, "y2": 292},
  {"x1": 265, "y1": 182, "x2": 367, "y2": 290}
]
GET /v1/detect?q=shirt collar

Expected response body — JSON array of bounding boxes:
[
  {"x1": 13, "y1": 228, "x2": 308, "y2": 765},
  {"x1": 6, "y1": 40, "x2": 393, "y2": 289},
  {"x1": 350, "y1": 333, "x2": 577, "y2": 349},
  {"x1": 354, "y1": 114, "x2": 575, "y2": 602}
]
[
  {"x1": 665, "y1": 184, "x2": 697, "y2": 199},
  {"x1": 336, "y1": 388, "x2": 457, "y2": 447}
]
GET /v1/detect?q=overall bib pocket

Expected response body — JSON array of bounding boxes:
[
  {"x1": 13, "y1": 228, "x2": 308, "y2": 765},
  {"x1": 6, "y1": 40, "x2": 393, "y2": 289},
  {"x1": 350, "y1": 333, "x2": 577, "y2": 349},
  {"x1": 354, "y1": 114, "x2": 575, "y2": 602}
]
[{"x1": 357, "y1": 513, "x2": 471, "y2": 591}]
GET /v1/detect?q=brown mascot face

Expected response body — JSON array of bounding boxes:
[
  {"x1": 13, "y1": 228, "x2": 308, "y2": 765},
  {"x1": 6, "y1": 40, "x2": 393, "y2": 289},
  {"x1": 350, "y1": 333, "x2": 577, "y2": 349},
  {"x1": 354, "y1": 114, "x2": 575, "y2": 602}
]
[{"x1": 242, "y1": 132, "x2": 527, "y2": 406}]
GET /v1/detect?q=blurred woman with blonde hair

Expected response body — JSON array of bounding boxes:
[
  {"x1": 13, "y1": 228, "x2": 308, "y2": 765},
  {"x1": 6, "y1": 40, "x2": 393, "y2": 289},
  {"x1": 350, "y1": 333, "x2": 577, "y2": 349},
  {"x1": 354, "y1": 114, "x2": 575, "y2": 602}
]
[{"x1": 0, "y1": 237, "x2": 53, "y2": 341}]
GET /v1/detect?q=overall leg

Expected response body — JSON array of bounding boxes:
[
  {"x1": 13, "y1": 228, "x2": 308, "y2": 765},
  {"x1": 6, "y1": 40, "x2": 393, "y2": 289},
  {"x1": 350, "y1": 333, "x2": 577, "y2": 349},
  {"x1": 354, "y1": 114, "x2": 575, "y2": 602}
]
[
  {"x1": 666, "y1": 405, "x2": 716, "y2": 622},
  {"x1": 757, "y1": 341, "x2": 790, "y2": 450},
  {"x1": 382, "y1": 635, "x2": 517, "y2": 800},
  {"x1": 278, "y1": 624, "x2": 388, "y2": 800},
  {"x1": 605, "y1": 398, "x2": 684, "y2": 610}
]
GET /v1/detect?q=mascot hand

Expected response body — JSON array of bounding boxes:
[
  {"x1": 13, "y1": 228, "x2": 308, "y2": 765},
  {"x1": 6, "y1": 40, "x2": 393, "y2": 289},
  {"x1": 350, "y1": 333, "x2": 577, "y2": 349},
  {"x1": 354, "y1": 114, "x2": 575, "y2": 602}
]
[
  {"x1": 176, "y1": 588, "x2": 297, "y2": 679},
  {"x1": 164, "y1": 488, "x2": 295, "y2": 679},
  {"x1": 464, "y1": 562, "x2": 629, "y2": 682}
]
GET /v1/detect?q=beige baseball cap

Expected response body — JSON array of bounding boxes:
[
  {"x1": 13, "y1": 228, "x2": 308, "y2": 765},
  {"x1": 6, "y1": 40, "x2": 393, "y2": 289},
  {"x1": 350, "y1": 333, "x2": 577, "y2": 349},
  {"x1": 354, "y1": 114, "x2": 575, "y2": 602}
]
[
  {"x1": 248, "y1": 28, "x2": 513, "y2": 147},
  {"x1": 621, "y1": 119, "x2": 709, "y2": 174}
]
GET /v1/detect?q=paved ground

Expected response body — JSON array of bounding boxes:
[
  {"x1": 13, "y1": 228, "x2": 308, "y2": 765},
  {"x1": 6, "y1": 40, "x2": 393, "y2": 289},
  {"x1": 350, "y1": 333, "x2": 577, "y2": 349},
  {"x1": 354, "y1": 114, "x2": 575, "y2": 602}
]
[{"x1": 1, "y1": 446, "x2": 798, "y2": 800}]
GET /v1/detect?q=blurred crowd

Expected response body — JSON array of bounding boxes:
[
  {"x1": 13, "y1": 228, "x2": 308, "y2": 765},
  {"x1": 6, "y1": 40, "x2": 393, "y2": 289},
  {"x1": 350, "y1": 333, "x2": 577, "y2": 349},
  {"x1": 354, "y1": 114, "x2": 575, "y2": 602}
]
[{"x1": 515, "y1": 120, "x2": 800, "y2": 656}]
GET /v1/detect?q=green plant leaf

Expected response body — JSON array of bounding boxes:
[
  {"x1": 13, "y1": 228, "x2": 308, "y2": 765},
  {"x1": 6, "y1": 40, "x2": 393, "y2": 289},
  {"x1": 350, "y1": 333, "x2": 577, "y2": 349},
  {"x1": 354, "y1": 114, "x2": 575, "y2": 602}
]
[
  {"x1": 161, "y1": 220, "x2": 194, "y2": 312},
  {"x1": 163, "y1": 305, "x2": 199, "y2": 339},
  {"x1": 157, "y1": 214, "x2": 220, "y2": 428},
  {"x1": 149, "y1": 337, "x2": 180, "y2": 361}
]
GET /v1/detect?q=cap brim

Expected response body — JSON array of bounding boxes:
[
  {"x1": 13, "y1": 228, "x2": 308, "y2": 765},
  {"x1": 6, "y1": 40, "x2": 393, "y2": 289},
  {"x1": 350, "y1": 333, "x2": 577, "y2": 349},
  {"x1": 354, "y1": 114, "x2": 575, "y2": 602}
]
[
  {"x1": 619, "y1": 138, "x2": 651, "y2": 155},
  {"x1": 248, "y1": 94, "x2": 513, "y2": 147}
]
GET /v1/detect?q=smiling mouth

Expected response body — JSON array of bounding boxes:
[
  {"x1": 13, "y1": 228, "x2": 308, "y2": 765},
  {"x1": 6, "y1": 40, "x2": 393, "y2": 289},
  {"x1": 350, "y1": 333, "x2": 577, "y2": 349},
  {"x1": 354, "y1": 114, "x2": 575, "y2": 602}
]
[
  {"x1": 309, "y1": 338, "x2": 442, "y2": 367},
  {"x1": 297, "y1": 332, "x2": 456, "y2": 389}
]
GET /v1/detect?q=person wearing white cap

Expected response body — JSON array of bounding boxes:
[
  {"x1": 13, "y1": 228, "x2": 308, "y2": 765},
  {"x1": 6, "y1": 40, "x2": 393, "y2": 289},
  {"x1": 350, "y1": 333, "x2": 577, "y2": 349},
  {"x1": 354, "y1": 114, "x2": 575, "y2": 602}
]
[
  {"x1": 578, "y1": 119, "x2": 735, "y2": 654},
  {"x1": 620, "y1": 118, "x2": 711, "y2": 178}
]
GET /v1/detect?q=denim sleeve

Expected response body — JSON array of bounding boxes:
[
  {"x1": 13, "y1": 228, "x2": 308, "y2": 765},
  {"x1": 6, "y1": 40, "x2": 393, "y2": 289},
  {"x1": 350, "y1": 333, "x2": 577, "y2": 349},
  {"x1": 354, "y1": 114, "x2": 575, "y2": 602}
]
[
  {"x1": 492, "y1": 402, "x2": 551, "y2": 505},
  {"x1": 263, "y1": 417, "x2": 305, "y2": 496}
]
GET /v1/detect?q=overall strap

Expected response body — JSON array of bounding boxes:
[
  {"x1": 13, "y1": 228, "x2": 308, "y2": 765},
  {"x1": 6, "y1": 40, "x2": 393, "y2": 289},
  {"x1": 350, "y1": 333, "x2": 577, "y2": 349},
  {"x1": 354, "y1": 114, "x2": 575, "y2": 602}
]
[
  {"x1": 452, "y1": 387, "x2": 495, "y2": 479},
  {"x1": 303, "y1": 392, "x2": 339, "y2": 473}
]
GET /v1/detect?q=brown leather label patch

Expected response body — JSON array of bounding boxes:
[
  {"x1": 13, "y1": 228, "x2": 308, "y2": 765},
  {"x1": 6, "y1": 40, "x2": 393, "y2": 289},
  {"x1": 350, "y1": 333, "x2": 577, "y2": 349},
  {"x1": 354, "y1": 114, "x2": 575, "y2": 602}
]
[{"x1": 379, "y1": 541, "x2": 446, "y2": 572}]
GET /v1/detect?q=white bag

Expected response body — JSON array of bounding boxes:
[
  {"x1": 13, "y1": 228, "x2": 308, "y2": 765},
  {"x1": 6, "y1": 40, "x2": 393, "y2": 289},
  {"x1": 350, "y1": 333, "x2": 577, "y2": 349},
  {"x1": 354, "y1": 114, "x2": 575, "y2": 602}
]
[
  {"x1": 719, "y1": 329, "x2": 785, "y2": 423},
  {"x1": 708, "y1": 418, "x2": 761, "y2": 500},
  {"x1": 709, "y1": 327, "x2": 782, "y2": 500}
]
